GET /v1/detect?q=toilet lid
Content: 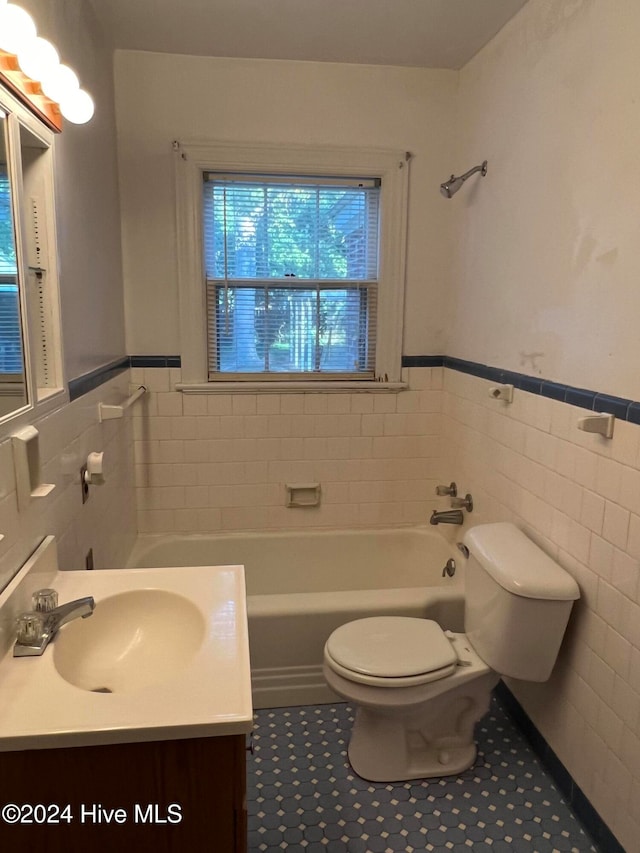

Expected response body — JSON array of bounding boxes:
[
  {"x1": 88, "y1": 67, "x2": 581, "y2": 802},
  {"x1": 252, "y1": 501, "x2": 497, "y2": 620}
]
[{"x1": 326, "y1": 617, "x2": 457, "y2": 679}]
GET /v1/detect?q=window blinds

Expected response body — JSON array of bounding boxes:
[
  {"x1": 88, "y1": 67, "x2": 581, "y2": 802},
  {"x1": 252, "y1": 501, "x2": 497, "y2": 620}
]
[
  {"x1": 203, "y1": 174, "x2": 380, "y2": 379},
  {"x1": 0, "y1": 166, "x2": 22, "y2": 376}
]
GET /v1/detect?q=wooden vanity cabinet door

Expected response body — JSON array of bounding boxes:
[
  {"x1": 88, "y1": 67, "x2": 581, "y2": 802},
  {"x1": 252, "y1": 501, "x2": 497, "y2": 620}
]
[{"x1": 0, "y1": 733, "x2": 248, "y2": 853}]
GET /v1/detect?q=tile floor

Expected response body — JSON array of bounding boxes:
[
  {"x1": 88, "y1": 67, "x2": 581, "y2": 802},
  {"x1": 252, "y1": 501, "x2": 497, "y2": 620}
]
[{"x1": 247, "y1": 698, "x2": 598, "y2": 852}]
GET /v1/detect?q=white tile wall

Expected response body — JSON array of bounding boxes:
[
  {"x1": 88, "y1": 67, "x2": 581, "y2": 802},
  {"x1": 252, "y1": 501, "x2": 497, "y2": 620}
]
[
  {"x1": 0, "y1": 371, "x2": 137, "y2": 594},
  {"x1": 132, "y1": 366, "x2": 444, "y2": 534},
  {"x1": 131, "y1": 360, "x2": 637, "y2": 846},
  {"x1": 443, "y1": 367, "x2": 640, "y2": 852}
]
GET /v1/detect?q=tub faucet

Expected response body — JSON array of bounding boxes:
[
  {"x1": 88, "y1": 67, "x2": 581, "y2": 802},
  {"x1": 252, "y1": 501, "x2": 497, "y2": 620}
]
[
  {"x1": 14, "y1": 589, "x2": 95, "y2": 657},
  {"x1": 430, "y1": 509, "x2": 464, "y2": 526}
]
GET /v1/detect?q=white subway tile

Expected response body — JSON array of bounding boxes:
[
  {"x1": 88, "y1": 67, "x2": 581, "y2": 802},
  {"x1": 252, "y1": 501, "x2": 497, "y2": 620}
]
[
  {"x1": 304, "y1": 395, "x2": 328, "y2": 415},
  {"x1": 256, "y1": 395, "x2": 281, "y2": 415},
  {"x1": 361, "y1": 414, "x2": 385, "y2": 436},
  {"x1": 628, "y1": 514, "x2": 640, "y2": 560},
  {"x1": 142, "y1": 368, "x2": 170, "y2": 392},
  {"x1": 350, "y1": 394, "x2": 374, "y2": 414},
  {"x1": 581, "y1": 490, "x2": 605, "y2": 534},
  {"x1": 619, "y1": 467, "x2": 640, "y2": 515},
  {"x1": 218, "y1": 416, "x2": 246, "y2": 438},
  {"x1": 182, "y1": 395, "x2": 208, "y2": 416},
  {"x1": 573, "y1": 447, "x2": 598, "y2": 491},
  {"x1": 157, "y1": 392, "x2": 183, "y2": 417},
  {"x1": 207, "y1": 394, "x2": 233, "y2": 416},
  {"x1": 588, "y1": 534, "x2": 614, "y2": 581},
  {"x1": 396, "y1": 391, "x2": 421, "y2": 413},
  {"x1": 196, "y1": 417, "x2": 221, "y2": 439},
  {"x1": 280, "y1": 394, "x2": 305, "y2": 414},
  {"x1": 373, "y1": 395, "x2": 396, "y2": 414},
  {"x1": 611, "y1": 548, "x2": 639, "y2": 600},
  {"x1": 232, "y1": 395, "x2": 257, "y2": 416},
  {"x1": 602, "y1": 502, "x2": 630, "y2": 550},
  {"x1": 183, "y1": 440, "x2": 210, "y2": 463},
  {"x1": 184, "y1": 486, "x2": 210, "y2": 508},
  {"x1": 326, "y1": 395, "x2": 350, "y2": 414},
  {"x1": 602, "y1": 627, "x2": 632, "y2": 679},
  {"x1": 155, "y1": 440, "x2": 185, "y2": 464},
  {"x1": 596, "y1": 456, "x2": 623, "y2": 503}
]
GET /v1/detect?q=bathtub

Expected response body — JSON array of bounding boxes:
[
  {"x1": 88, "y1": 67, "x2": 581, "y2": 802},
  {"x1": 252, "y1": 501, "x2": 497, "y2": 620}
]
[{"x1": 126, "y1": 527, "x2": 465, "y2": 709}]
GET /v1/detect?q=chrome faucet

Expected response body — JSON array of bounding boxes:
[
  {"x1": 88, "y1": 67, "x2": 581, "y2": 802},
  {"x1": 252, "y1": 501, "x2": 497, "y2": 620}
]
[
  {"x1": 14, "y1": 589, "x2": 95, "y2": 657},
  {"x1": 430, "y1": 509, "x2": 464, "y2": 526}
]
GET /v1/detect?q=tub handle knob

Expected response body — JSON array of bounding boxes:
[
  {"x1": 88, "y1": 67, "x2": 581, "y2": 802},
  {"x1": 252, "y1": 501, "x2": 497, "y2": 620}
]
[
  {"x1": 442, "y1": 558, "x2": 456, "y2": 578},
  {"x1": 435, "y1": 482, "x2": 457, "y2": 497}
]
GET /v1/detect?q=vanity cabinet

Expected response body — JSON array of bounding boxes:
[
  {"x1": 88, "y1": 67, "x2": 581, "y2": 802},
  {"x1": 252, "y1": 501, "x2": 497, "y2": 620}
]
[{"x1": 0, "y1": 733, "x2": 247, "y2": 852}]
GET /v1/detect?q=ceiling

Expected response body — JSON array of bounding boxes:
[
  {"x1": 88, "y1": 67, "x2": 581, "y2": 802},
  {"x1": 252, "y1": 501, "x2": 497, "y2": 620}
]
[{"x1": 90, "y1": 0, "x2": 530, "y2": 70}]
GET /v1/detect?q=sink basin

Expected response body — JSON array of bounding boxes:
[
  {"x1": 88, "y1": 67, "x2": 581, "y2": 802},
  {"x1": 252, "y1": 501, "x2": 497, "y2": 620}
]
[
  {"x1": 53, "y1": 589, "x2": 206, "y2": 694},
  {"x1": 0, "y1": 539, "x2": 252, "y2": 750}
]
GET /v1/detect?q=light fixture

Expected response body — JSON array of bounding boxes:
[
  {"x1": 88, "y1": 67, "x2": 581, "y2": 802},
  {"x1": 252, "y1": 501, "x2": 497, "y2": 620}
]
[
  {"x1": 0, "y1": 3, "x2": 95, "y2": 128},
  {"x1": 0, "y1": 4, "x2": 37, "y2": 55},
  {"x1": 41, "y1": 63, "x2": 78, "y2": 104},
  {"x1": 59, "y1": 88, "x2": 94, "y2": 125},
  {"x1": 17, "y1": 36, "x2": 59, "y2": 84}
]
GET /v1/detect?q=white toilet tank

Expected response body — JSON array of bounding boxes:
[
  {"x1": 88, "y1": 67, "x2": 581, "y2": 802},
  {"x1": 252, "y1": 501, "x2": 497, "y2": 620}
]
[{"x1": 462, "y1": 523, "x2": 580, "y2": 682}]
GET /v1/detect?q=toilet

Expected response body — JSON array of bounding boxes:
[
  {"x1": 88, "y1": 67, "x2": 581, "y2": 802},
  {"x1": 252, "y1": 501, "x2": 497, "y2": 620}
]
[{"x1": 323, "y1": 522, "x2": 580, "y2": 782}]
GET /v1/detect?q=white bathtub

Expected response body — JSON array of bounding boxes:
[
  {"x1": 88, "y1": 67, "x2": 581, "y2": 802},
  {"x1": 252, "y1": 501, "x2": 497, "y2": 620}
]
[{"x1": 126, "y1": 527, "x2": 465, "y2": 708}]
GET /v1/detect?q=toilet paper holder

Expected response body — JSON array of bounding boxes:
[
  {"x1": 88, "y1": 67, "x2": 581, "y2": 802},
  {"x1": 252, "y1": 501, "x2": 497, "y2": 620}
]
[{"x1": 83, "y1": 451, "x2": 105, "y2": 485}]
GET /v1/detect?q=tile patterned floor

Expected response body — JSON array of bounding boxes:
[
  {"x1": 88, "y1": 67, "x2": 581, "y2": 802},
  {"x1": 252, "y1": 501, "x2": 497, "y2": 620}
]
[{"x1": 247, "y1": 698, "x2": 598, "y2": 852}]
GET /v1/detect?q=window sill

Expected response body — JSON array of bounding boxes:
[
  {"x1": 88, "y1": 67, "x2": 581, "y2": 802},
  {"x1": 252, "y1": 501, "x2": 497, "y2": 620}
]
[{"x1": 176, "y1": 381, "x2": 407, "y2": 394}]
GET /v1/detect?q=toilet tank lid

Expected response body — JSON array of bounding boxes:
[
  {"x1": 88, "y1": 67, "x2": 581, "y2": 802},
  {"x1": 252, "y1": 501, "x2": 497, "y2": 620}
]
[{"x1": 463, "y1": 523, "x2": 580, "y2": 601}]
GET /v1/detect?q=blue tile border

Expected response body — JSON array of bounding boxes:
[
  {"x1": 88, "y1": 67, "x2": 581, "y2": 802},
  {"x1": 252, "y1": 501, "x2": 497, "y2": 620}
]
[
  {"x1": 129, "y1": 355, "x2": 181, "y2": 368},
  {"x1": 402, "y1": 354, "x2": 640, "y2": 425},
  {"x1": 68, "y1": 357, "x2": 130, "y2": 401},
  {"x1": 67, "y1": 356, "x2": 183, "y2": 401},
  {"x1": 401, "y1": 355, "x2": 444, "y2": 368},
  {"x1": 69, "y1": 352, "x2": 638, "y2": 425},
  {"x1": 495, "y1": 681, "x2": 624, "y2": 853}
]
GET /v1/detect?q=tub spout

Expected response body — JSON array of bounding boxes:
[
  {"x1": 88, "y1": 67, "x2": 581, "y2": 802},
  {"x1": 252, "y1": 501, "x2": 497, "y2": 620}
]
[{"x1": 430, "y1": 509, "x2": 464, "y2": 525}]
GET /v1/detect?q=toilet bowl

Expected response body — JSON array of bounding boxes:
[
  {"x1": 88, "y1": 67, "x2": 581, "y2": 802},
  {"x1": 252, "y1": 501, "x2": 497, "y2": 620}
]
[
  {"x1": 323, "y1": 617, "x2": 499, "y2": 781},
  {"x1": 323, "y1": 523, "x2": 580, "y2": 782}
]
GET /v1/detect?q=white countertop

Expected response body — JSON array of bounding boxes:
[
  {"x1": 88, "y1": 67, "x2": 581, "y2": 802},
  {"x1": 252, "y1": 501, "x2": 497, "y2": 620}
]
[{"x1": 0, "y1": 547, "x2": 253, "y2": 752}]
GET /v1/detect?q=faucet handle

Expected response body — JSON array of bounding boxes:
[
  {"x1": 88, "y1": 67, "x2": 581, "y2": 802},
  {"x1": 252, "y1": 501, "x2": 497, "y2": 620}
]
[
  {"x1": 451, "y1": 493, "x2": 473, "y2": 512},
  {"x1": 435, "y1": 482, "x2": 457, "y2": 497},
  {"x1": 16, "y1": 612, "x2": 45, "y2": 645},
  {"x1": 32, "y1": 588, "x2": 58, "y2": 613}
]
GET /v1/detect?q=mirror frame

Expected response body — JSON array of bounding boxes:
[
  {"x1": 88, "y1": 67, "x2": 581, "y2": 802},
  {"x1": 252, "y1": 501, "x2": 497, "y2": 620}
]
[
  {"x1": 0, "y1": 81, "x2": 66, "y2": 434},
  {"x1": 0, "y1": 50, "x2": 62, "y2": 133}
]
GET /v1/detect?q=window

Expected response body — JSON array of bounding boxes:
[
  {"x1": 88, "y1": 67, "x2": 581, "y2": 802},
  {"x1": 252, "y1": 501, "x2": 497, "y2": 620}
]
[
  {"x1": 176, "y1": 142, "x2": 409, "y2": 388},
  {"x1": 203, "y1": 174, "x2": 379, "y2": 379}
]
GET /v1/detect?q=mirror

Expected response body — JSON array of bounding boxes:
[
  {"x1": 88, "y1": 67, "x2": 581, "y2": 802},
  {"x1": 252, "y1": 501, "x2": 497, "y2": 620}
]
[
  {"x1": 0, "y1": 81, "x2": 64, "y2": 426},
  {"x1": 0, "y1": 110, "x2": 27, "y2": 418}
]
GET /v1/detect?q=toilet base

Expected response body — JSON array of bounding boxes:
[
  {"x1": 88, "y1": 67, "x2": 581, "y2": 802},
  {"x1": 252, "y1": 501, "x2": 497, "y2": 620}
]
[{"x1": 333, "y1": 669, "x2": 500, "y2": 782}]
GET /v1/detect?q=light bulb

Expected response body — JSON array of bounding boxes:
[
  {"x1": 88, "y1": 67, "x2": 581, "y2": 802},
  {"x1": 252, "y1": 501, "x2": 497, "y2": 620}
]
[
  {"x1": 41, "y1": 63, "x2": 79, "y2": 103},
  {"x1": 60, "y1": 88, "x2": 94, "y2": 124},
  {"x1": 0, "y1": 4, "x2": 37, "y2": 55},
  {"x1": 17, "y1": 36, "x2": 59, "y2": 83}
]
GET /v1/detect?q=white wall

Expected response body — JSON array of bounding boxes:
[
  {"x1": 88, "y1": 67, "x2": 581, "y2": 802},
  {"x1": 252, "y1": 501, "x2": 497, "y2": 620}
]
[
  {"x1": 443, "y1": 369, "x2": 640, "y2": 852},
  {"x1": 0, "y1": 371, "x2": 137, "y2": 594},
  {"x1": 0, "y1": 1, "x2": 135, "y2": 593},
  {"x1": 20, "y1": 0, "x2": 126, "y2": 380},
  {"x1": 446, "y1": 1, "x2": 640, "y2": 848},
  {"x1": 451, "y1": 0, "x2": 640, "y2": 401},
  {"x1": 114, "y1": 51, "x2": 458, "y2": 359}
]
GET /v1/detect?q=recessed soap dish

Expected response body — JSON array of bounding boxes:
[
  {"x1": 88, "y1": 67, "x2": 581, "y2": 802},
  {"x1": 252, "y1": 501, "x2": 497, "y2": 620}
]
[
  {"x1": 11, "y1": 426, "x2": 55, "y2": 512},
  {"x1": 286, "y1": 483, "x2": 321, "y2": 508}
]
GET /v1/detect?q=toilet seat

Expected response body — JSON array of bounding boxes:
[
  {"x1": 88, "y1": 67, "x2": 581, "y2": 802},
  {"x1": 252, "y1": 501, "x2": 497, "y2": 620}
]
[{"x1": 324, "y1": 617, "x2": 458, "y2": 688}]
